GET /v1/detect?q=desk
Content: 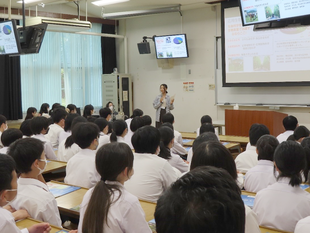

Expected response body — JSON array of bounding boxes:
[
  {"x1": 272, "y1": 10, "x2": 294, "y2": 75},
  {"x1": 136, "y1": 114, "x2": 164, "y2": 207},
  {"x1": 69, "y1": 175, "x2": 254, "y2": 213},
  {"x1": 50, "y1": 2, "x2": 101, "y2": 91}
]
[
  {"x1": 260, "y1": 226, "x2": 292, "y2": 233},
  {"x1": 183, "y1": 140, "x2": 241, "y2": 152},
  {"x1": 241, "y1": 190, "x2": 256, "y2": 196},
  {"x1": 181, "y1": 132, "x2": 196, "y2": 139},
  {"x1": 139, "y1": 200, "x2": 156, "y2": 222},
  {"x1": 17, "y1": 218, "x2": 65, "y2": 233},
  {"x1": 44, "y1": 160, "x2": 67, "y2": 174},
  {"x1": 213, "y1": 123, "x2": 225, "y2": 135}
]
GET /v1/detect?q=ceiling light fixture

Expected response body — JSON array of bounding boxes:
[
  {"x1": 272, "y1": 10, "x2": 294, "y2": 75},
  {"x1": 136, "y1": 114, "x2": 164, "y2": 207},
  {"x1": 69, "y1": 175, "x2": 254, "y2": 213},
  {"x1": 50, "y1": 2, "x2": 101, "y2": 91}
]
[
  {"x1": 17, "y1": 0, "x2": 43, "y2": 3},
  {"x1": 91, "y1": 0, "x2": 129, "y2": 7}
]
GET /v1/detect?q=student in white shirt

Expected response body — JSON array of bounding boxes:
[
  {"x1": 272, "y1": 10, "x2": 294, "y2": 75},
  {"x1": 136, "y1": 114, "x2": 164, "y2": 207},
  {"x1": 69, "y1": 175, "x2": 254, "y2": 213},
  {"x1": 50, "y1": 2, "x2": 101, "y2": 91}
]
[
  {"x1": 142, "y1": 115, "x2": 152, "y2": 126},
  {"x1": 31, "y1": 117, "x2": 57, "y2": 160},
  {"x1": 99, "y1": 107, "x2": 112, "y2": 122},
  {"x1": 67, "y1": 104, "x2": 77, "y2": 114},
  {"x1": 78, "y1": 142, "x2": 151, "y2": 233},
  {"x1": 155, "y1": 166, "x2": 247, "y2": 233},
  {"x1": 124, "y1": 126, "x2": 179, "y2": 203},
  {"x1": 126, "y1": 116, "x2": 145, "y2": 149},
  {"x1": 124, "y1": 109, "x2": 144, "y2": 146},
  {"x1": 158, "y1": 126, "x2": 189, "y2": 173},
  {"x1": 0, "y1": 154, "x2": 52, "y2": 233},
  {"x1": 45, "y1": 108, "x2": 68, "y2": 149},
  {"x1": 94, "y1": 117, "x2": 110, "y2": 149},
  {"x1": 196, "y1": 114, "x2": 219, "y2": 137},
  {"x1": 276, "y1": 115, "x2": 298, "y2": 143},
  {"x1": 0, "y1": 114, "x2": 8, "y2": 148},
  {"x1": 235, "y1": 124, "x2": 270, "y2": 173},
  {"x1": 58, "y1": 113, "x2": 79, "y2": 144},
  {"x1": 289, "y1": 126, "x2": 310, "y2": 143},
  {"x1": 0, "y1": 128, "x2": 23, "y2": 154},
  {"x1": 8, "y1": 138, "x2": 62, "y2": 227},
  {"x1": 19, "y1": 119, "x2": 33, "y2": 138},
  {"x1": 38, "y1": 103, "x2": 50, "y2": 118},
  {"x1": 65, "y1": 122, "x2": 101, "y2": 188},
  {"x1": 82, "y1": 104, "x2": 94, "y2": 119},
  {"x1": 253, "y1": 141, "x2": 310, "y2": 232},
  {"x1": 110, "y1": 119, "x2": 128, "y2": 144},
  {"x1": 295, "y1": 216, "x2": 310, "y2": 233},
  {"x1": 244, "y1": 135, "x2": 279, "y2": 193}
]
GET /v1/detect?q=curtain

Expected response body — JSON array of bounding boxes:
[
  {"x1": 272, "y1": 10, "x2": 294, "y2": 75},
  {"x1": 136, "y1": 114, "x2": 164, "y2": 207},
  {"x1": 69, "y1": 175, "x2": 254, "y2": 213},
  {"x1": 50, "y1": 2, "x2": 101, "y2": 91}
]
[{"x1": 101, "y1": 24, "x2": 117, "y2": 74}]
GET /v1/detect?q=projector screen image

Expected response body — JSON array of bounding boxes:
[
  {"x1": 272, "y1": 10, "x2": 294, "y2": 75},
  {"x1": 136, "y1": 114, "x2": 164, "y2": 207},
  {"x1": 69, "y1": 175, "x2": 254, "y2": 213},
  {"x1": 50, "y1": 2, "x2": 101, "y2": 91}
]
[
  {"x1": 223, "y1": 7, "x2": 310, "y2": 86},
  {"x1": 239, "y1": 0, "x2": 310, "y2": 26},
  {"x1": 0, "y1": 20, "x2": 20, "y2": 56},
  {"x1": 154, "y1": 34, "x2": 189, "y2": 59}
]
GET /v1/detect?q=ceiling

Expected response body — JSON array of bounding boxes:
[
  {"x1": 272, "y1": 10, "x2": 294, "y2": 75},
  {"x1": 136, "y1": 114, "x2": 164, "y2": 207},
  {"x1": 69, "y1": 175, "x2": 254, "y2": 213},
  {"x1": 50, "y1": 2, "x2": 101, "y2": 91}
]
[{"x1": 0, "y1": 0, "x2": 223, "y2": 18}]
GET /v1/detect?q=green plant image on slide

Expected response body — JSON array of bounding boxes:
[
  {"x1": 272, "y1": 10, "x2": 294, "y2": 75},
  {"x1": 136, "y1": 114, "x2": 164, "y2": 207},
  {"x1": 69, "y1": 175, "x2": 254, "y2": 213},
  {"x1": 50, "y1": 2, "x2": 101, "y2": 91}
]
[
  {"x1": 244, "y1": 9, "x2": 258, "y2": 23},
  {"x1": 253, "y1": 56, "x2": 270, "y2": 71},
  {"x1": 228, "y1": 58, "x2": 244, "y2": 72},
  {"x1": 265, "y1": 5, "x2": 280, "y2": 20}
]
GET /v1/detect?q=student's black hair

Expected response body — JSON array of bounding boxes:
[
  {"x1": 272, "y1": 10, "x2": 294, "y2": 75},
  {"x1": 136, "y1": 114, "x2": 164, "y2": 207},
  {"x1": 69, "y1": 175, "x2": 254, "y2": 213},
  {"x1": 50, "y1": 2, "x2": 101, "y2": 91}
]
[
  {"x1": 200, "y1": 115, "x2": 212, "y2": 125},
  {"x1": 274, "y1": 141, "x2": 306, "y2": 187},
  {"x1": 199, "y1": 123, "x2": 215, "y2": 135},
  {"x1": 130, "y1": 108, "x2": 143, "y2": 118},
  {"x1": 301, "y1": 137, "x2": 310, "y2": 183},
  {"x1": 1, "y1": 129, "x2": 23, "y2": 147},
  {"x1": 49, "y1": 103, "x2": 61, "y2": 116},
  {"x1": 192, "y1": 132, "x2": 219, "y2": 154},
  {"x1": 158, "y1": 126, "x2": 174, "y2": 160},
  {"x1": 293, "y1": 126, "x2": 310, "y2": 141},
  {"x1": 20, "y1": 119, "x2": 33, "y2": 137},
  {"x1": 0, "y1": 154, "x2": 16, "y2": 191},
  {"x1": 107, "y1": 122, "x2": 113, "y2": 134},
  {"x1": 155, "y1": 166, "x2": 245, "y2": 233},
  {"x1": 249, "y1": 123, "x2": 270, "y2": 146},
  {"x1": 283, "y1": 115, "x2": 298, "y2": 131},
  {"x1": 162, "y1": 113, "x2": 174, "y2": 124},
  {"x1": 160, "y1": 84, "x2": 168, "y2": 93},
  {"x1": 190, "y1": 141, "x2": 237, "y2": 180},
  {"x1": 0, "y1": 114, "x2": 7, "y2": 126},
  {"x1": 82, "y1": 143, "x2": 133, "y2": 233},
  {"x1": 8, "y1": 138, "x2": 44, "y2": 174},
  {"x1": 161, "y1": 122, "x2": 174, "y2": 130},
  {"x1": 52, "y1": 108, "x2": 68, "y2": 124},
  {"x1": 105, "y1": 101, "x2": 113, "y2": 108},
  {"x1": 132, "y1": 126, "x2": 160, "y2": 154},
  {"x1": 67, "y1": 104, "x2": 77, "y2": 113},
  {"x1": 94, "y1": 118, "x2": 109, "y2": 132},
  {"x1": 25, "y1": 107, "x2": 37, "y2": 120},
  {"x1": 257, "y1": 135, "x2": 279, "y2": 161},
  {"x1": 130, "y1": 116, "x2": 144, "y2": 132},
  {"x1": 83, "y1": 104, "x2": 94, "y2": 118},
  {"x1": 65, "y1": 116, "x2": 87, "y2": 149},
  {"x1": 72, "y1": 122, "x2": 99, "y2": 149},
  {"x1": 30, "y1": 116, "x2": 49, "y2": 135},
  {"x1": 286, "y1": 134, "x2": 295, "y2": 141},
  {"x1": 87, "y1": 116, "x2": 97, "y2": 123},
  {"x1": 99, "y1": 107, "x2": 111, "y2": 119},
  {"x1": 110, "y1": 120, "x2": 127, "y2": 142},
  {"x1": 39, "y1": 103, "x2": 49, "y2": 115},
  {"x1": 64, "y1": 113, "x2": 79, "y2": 132},
  {"x1": 142, "y1": 115, "x2": 152, "y2": 126}
]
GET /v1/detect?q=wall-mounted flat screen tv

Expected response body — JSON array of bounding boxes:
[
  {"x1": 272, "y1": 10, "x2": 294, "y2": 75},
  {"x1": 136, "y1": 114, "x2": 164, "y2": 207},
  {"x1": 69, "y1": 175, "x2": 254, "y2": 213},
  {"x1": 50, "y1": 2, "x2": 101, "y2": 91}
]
[
  {"x1": 154, "y1": 34, "x2": 189, "y2": 59},
  {"x1": 0, "y1": 20, "x2": 21, "y2": 56}
]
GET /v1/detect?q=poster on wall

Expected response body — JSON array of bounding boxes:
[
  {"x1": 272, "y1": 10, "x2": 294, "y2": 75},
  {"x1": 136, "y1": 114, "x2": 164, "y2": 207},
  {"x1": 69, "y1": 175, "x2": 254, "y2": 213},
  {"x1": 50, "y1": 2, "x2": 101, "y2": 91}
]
[{"x1": 183, "y1": 82, "x2": 195, "y2": 92}]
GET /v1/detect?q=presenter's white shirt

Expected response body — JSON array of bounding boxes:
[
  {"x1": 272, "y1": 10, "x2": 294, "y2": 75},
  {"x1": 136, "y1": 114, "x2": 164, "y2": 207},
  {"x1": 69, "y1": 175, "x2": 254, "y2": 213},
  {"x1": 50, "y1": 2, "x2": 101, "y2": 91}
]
[
  {"x1": 57, "y1": 139, "x2": 81, "y2": 162},
  {"x1": 65, "y1": 148, "x2": 100, "y2": 188},
  {"x1": 45, "y1": 123, "x2": 64, "y2": 148},
  {"x1": 78, "y1": 181, "x2": 152, "y2": 233},
  {"x1": 245, "y1": 205, "x2": 260, "y2": 233},
  {"x1": 253, "y1": 178, "x2": 310, "y2": 232},
  {"x1": 10, "y1": 178, "x2": 62, "y2": 227},
  {"x1": 124, "y1": 152, "x2": 179, "y2": 203},
  {"x1": 295, "y1": 216, "x2": 310, "y2": 233},
  {"x1": 32, "y1": 134, "x2": 57, "y2": 160},
  {"x1": 169, "y1": 152, "x2": 189, "y2": 173},
  {"x1": 277, "y1": 130, "x2": 294, "y2": 143},
  {"x1": 235, "y1": 146, "x2": 258, "y2": 173},
  {"x1": 244, "y1": 160, "x2": 276, "y2": 193},
  {"x1": 0, "y1": 207, "x2": 29, "y2": 233},
  {"x1": 58, "y1": 130, "x2": 71, "y2": 145}
]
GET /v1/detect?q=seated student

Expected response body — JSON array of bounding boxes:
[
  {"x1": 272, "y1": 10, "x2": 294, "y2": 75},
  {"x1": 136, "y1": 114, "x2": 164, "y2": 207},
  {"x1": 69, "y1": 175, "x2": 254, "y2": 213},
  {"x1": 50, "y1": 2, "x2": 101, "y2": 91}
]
[
  {"x1": 110, "y1": 120, "x2": 128, "y2": 144},
  {"x1": 244, "y1": 135, "x2": 279, "y2": 193},
  {"x1": 82, "y1": 104, "x2": 94, "y2": 119},
  {"x1": 64, "y1": 122, "x2": 101, "y2": 188},
  {"x1": 58, "y1": 113, "x2": 79, "y2": 144},
  {"x1": 276, "y1": 115, "x2": 298, "y2": 143},
  {"x1": 8, "y1": 138, "x2": 62, "y2": 227},
  {"x1": 155, "y1": 166, "x2": 246, "y2": 233},
  {"x1": 199, "y1": 122, "x2": 220, "y2": 140},
  {"x1": 196, "y1": 115, "x2": 219, "y2": 137},
  {"x1": 290, "y1": 126, "x2": 310, "y2": 143},
  {"x1": 235, "y1": 123, "x2": 270, "y2": 173},
  {"x1": 124, "y1": 126, "x2": 179, "y2": 203},
  {"x1": 99, "y1": 107, "x2": 112, "y2": 122},
  {"x1": 67, "y1": 104, "x2": 77, "y2": 114},
  {"x1": 0, "y1": 129, "x2": 23, "y2": 154},
  {"x1": 190, "y1": 141, "x2": 260, "y2": 233},
  {"x1": 25, "y1": 107, "x2": 38, "y2": 120},
  {"x1": 253, "y1": 141, "x2": 310, "y2": 232},
  {"x1": 126, "y1": 116, "x2": 145, "y2": 149},
  {"x1": 0, "y1": 114, "x2": 7, "y2": 148},
  {"x1": 39, "y1": 103, "x2": 50, "y2": 118},
  {"x1": 162, "y1": 113, "x2": 183, "y2": 145},
  {"x1": 94, "y1": 117, "x2": 110, "y2": 149},
  {"x1": 45, "y1": 108, "x2": 68, "y2": 149},
  {"x1": 124, "y1": 109, "x2": 143, "y2": 146},
  {"x1": 78, "y1": 143, "x2": 151, "y2": 233},
  {"x1": 142, "y1": 115, "x2": 152, "y2": 126},
  {"x1": 58, "y1": 116, "x2": 86, "y2": 162},
  {"x1": 301, "y1": 137, "x2": 310, "y2": 183},
  {"x1": 158, "y1": 126, "x2": 189, "y2": 173},
  {"x1": 31, "y1": 117, "x2": 57, "y2": 160},
  {"x1": 0, "y1": 154, "x2": 52, "y2": 233},
  {"x1": 295, "y1": 216, "x2": 310, "y2": 233},
  {"x1": 20, "y1": 119, "x2": 33, "y2": 138}
]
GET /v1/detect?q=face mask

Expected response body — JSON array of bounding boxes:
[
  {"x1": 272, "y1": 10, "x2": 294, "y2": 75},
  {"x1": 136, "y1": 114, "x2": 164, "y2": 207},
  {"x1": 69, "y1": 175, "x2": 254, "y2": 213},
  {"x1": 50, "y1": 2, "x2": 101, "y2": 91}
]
[
  {"x1": 2, "y1": 189, "x2": 18, "y2": 204},
  {"x1": 109, "y1": 106, "x2": 113, "y2": 111},
  {"x1": 37, "y1": 159, "x2": 47, "y2": 175},
  {"x1": 4, "y1": 124, "x2": 8, "y2": 131}
]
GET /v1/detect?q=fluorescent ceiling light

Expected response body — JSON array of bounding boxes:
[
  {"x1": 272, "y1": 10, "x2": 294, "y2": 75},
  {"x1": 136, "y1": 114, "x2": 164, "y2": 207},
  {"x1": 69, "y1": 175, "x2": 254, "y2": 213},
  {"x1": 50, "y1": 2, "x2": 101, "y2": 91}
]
[
  {"x1": 17, "y1": 0, "x2": 42, "y2": 3},
  {"x1": 92, "y1": 0, "x2": 129, "y2": 6}
]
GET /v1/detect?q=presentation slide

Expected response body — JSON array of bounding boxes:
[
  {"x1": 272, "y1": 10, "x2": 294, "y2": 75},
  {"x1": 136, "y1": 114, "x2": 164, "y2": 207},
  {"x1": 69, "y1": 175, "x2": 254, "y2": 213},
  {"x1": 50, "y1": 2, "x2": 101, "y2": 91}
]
[
  {"x1": 224, "y1": 7, "x2": 310, "y2": 84},
  {"x1": 240, "y1": 0, "x2": 310, "y2": 25},
  {"x1": 154, "y1": 34, "x2": 188, "y2": 59},
  {"x1": 0, "y1": 21, "x2": 19, "y2": 55}
]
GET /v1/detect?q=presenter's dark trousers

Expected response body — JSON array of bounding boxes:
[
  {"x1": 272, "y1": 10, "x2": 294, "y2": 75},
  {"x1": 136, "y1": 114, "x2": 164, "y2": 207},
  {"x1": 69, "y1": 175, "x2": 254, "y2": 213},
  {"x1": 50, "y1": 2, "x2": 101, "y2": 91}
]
[{"x1": 156, "y1": 108, "x2": 166, "y2": 128}]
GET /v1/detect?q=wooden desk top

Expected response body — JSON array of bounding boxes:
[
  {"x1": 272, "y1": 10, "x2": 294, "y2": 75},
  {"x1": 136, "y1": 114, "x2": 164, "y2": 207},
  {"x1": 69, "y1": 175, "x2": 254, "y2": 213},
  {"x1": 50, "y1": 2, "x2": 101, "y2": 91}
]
[
  {"x1": 180, "y1": 132, "x2": 196, "y2": 139},
  {"x1": 17, "y1": 218, "x2": 64, "y2": 233},
  {"x1": 219, "y1": 135, "x2": 249, "y2": 144},
  {"x1": 44, "y1": 160, "x2": 67, "y2": 174},
  {"x1": 241, "y1": 190, "x2": 256, "y2": 196},
  {"x1": 139, "y1": 200, "x2": 156, "y2": 222},
  {"x1": 260, "y1": 226, "x2": 292, "y2": 233},
  {"x1": 183, "y1": 140, "x2": 240, "y2": 150}
]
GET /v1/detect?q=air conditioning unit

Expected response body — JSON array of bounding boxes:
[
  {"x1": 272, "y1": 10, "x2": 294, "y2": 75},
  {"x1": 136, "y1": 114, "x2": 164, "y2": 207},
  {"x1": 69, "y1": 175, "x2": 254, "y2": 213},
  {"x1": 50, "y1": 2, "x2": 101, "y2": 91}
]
[{"x1": 26, "y1": 17, "x2": 92, "y2": 33}]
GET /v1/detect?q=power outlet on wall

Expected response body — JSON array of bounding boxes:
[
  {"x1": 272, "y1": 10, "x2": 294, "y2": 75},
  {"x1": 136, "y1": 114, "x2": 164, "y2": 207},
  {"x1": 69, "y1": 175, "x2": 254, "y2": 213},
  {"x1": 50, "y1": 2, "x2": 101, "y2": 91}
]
[{"x1": 209, "y1": 84, "x2": 215, "y2": 90}]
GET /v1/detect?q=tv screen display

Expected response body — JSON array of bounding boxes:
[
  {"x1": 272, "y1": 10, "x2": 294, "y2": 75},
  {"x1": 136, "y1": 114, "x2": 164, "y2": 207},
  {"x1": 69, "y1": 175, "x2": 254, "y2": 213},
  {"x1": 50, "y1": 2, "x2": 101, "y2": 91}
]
[
  {"x1": 154, "y1": 34, "x2": 189, "y2": 59},
  {"x1": 239, "y1": 0, "x2": 310, "y2": 26},
  {"x1": 0, "y1": 20, "x2": 21, "y2": 56}
]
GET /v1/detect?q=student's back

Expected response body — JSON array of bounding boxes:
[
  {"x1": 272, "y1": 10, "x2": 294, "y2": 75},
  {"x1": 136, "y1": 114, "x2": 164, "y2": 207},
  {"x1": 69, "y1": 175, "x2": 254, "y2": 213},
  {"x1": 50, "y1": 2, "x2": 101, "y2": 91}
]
[{"x1": 276, "y1": 115, "x2": 298, "y2": 143}]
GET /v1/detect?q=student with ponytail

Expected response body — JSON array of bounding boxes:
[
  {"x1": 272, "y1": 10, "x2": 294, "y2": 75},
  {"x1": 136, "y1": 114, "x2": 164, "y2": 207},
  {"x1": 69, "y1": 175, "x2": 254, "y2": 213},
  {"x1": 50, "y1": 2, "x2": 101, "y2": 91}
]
[
  {"x1": 253, "y1": 141, "x2": 310, "y2": 232},
  {"x1": 78, "y1": 143, "x2": 151, "y2": 233},
  {"x1": 110, "y1": 120, "x2": 128, "y2": 144}
]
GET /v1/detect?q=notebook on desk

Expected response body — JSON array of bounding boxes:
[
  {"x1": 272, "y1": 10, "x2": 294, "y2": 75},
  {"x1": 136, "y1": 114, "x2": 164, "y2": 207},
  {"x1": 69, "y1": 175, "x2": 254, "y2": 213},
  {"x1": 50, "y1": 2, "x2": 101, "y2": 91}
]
[
  {"x1": 47, "y1": 182, "x2": 81, "y2": 198},
  {"x1": 241, "y1": 194, "x2": 255, "y2": 208}
]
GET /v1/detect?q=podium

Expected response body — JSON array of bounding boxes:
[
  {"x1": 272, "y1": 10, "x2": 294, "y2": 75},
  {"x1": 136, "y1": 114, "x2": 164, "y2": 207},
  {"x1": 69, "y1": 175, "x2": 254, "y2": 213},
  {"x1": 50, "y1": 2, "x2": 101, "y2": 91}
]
[{"x1": 225, "y1": 110, "x2": 288, "y2": 137}]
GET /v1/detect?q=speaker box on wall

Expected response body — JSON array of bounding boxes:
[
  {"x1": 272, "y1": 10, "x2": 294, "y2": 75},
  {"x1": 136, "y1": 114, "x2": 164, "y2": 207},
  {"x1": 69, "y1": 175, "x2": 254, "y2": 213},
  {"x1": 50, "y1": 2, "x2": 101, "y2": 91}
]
[{"x1": 137, "y1": 42, "x2": 151, "y2": 54}]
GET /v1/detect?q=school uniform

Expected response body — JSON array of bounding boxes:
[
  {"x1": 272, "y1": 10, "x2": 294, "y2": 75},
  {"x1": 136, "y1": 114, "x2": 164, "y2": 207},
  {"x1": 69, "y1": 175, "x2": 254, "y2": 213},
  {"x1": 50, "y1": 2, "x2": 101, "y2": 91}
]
[
  {"x1": 0, "y1": 207, "x2": 28, "y2": 233},
  {"x1": 187, "y1": 147, "x2": 193, "y2": 165},
  {"x1": 32, "y1": 134, "x2": 57, "y2": 160},
  {"x1": 245, "y1": 205, "x2": 261, "y2": 233},
  {"x1": 45, "y1": 123, "x2": 64, "y2": 148},
  {"x1": 124, "y1": 152, "x2": 179, "y2": 203},
  {"x1": 235, "y1": 146, "x2": 258, "y2": 173},
  {"x1": 196, "y1": 127, "x2": 219, "y2": 138},
  {"x1": 57, "y1": 139, "x2": 81, "y2": 162},
  {"x1": 253, "y1": 177, "x2": 310, "y2": 232},
  {"x1": 65, "y1": 148, "x2": 101, "y2": 188},
  {"x1": 58, "y1": 130, "x2": 71, "y2": 145},
  {"x1": 244, "y1": 160, "x2": 277, "y2": 193},
  {"x1": 171, "y1": 140, "x2": 187, "y2": 156},
  {"x1": 124, "y1": 118, "x2": 134, "y2": 149},
  {"x1": 98, "y1": 133, "x2": 110, "y2": 149},
  {"x1": 116, "y1": 136, "x2": 127, "y2": 144},
  {"x1": 0, "y1": 146, "x2": 8, "y2": 154},
  {"x1": 295, "y1": 216, "x2": 310, "y2": 233},
  {"x1": 78, "y1": 181, "x2": 152, "y2": 233},
  {"x1": 0, "y1": 131, "x2": 3, "y2": 148},
  {"x1": 10, "y1": 178, "x2": 62, "y2": 228},
  {"x1": 169, "y1": 152, "x2": 189, "y2": 173},
  {"x1": 277, "y1": 130, "x2": 294, "y2": 143}
]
